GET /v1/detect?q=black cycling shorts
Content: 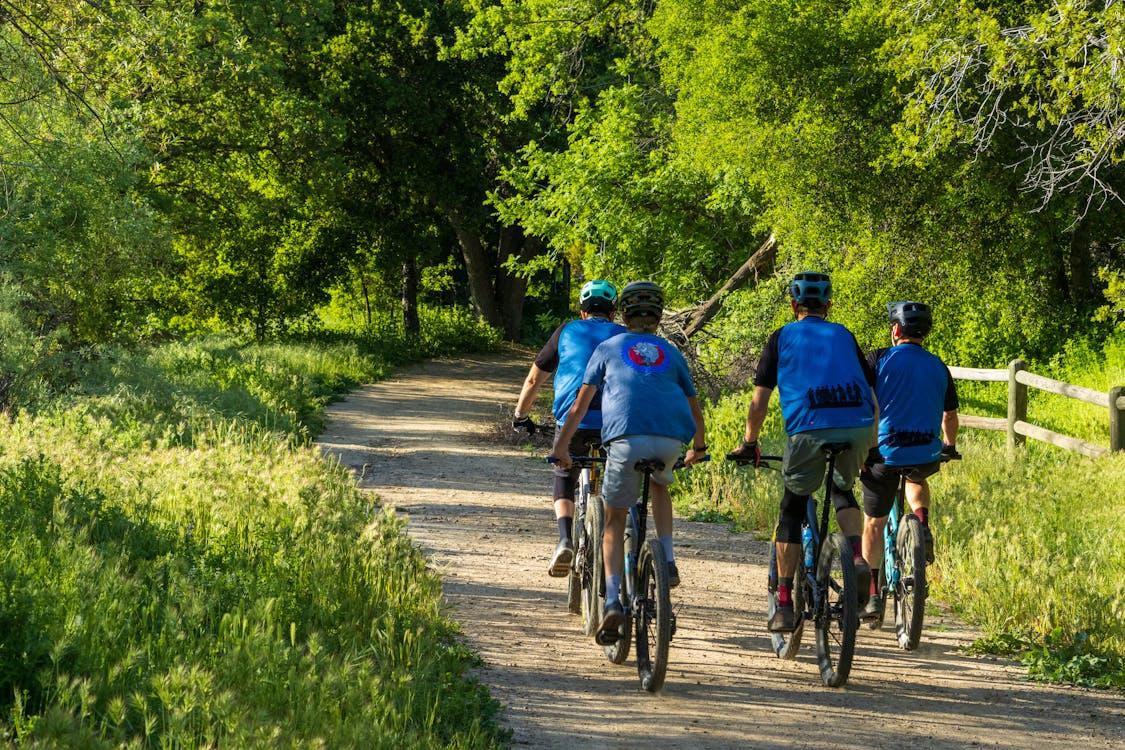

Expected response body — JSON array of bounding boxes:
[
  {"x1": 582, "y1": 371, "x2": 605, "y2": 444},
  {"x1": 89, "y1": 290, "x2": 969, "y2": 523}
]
[
  {"x1": 552, "y1": 427, "x2": 602, "y2": 499},
  {"x1": 859, "y1": 462, "x2": 940, "y2": 518}
]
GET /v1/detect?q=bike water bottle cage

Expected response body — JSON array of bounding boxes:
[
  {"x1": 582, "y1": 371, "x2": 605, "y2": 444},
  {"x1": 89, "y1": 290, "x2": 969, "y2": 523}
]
[
  {"x1": 887, "y1": 300, "x2": 933, "y2": 338},
  {"x1": 579, "y1": 279, "x2": 618, "y2": 313},
  {"x1": 789, "y1": 271, "x2": 831, "y2": 307}
]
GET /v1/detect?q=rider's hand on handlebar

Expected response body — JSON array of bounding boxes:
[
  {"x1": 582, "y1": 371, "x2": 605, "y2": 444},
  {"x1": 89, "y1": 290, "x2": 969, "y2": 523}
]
[
  {"x1": 726, "y1": 440, "x2": 762, "y2": 467},
  {"x1": 549, "y1": 445, "x2": 572, "y2": 470},
  {"x1": 513, "y1": 414, "x2": 537, "y2": 436},
  {"x1": 684, "y1": 447, "x2": 707, "y2": 466},
  {"x1": 941, "y1": 443, "x2": 961, "y2": 461}
]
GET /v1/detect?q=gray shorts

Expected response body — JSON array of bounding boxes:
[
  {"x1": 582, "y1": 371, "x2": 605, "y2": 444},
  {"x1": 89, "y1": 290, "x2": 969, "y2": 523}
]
[
  {"x1": 602, "y1": 435, "x2": 683, "y2": 509},
  {"x1": 783, "y1": 426, "x2": 872, "y2": 496}
]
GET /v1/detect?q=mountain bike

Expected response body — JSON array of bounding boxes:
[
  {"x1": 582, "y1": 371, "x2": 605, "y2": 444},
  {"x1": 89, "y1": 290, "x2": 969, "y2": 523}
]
[
  {"x1": 865, "y1": 450, "x2": 961, "y2": 650},
  {"x1": 551, "y1": 452, "x2": 708, "y2": 692},
  {"x1": 563, "y1": 451, "x2": 607, "y2": 633},
  {"x1": 729, "y1": 443, "x2": 859, "y2": 688}
]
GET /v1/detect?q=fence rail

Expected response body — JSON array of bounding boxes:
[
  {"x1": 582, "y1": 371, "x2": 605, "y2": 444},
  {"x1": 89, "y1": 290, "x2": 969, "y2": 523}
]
[{"x1": 951, "y1": 359, "x2": 1124, "y2": 457}]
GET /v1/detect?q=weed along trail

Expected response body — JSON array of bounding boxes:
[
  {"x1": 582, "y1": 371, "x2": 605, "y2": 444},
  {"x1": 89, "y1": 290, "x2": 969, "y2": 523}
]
[{"x1": 318, "y1": 353, "x2": 1125, "y2": 749}]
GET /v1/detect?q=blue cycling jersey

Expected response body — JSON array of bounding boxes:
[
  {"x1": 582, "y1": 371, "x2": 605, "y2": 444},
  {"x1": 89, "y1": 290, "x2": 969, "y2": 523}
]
[
  {"x1": 583, "y1": 332, "x2": 698, "y2": 444},
  {"x1": 870, "y1": 343, "x2": 957, "y2": 466},
  {"x1": 535, "y1": 317, "x2": 627, "y2": 429},
  {"x1": 755, "y1": 317, "x2": 875, "y2": 435}
]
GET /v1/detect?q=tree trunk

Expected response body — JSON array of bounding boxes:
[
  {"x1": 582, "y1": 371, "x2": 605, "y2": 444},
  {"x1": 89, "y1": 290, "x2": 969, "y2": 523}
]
[
  {"x1": 682, "y1": 233, "x2": 777, "y2": 337},
  {"x1": 446, "y1": 210, "x2": 503, "y2": 329},
  {"x1": 402, "y1": 257, "x2": 420, "y2": 337},
  {"x1": 359, "y1": 271, "x2": 373, "y2": 331},
  {"x1": 497, "y1": 233, "x2": 541, "y2": 340}
]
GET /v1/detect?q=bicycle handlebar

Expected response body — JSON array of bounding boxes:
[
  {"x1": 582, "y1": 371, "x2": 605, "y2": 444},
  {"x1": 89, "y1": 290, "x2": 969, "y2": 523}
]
[
  {"x1": 546, "y1": 455, "x2": 607, "y2": 467},
  {"x1": 726, "y1": 454, "x2": 782, "y2": 468}
]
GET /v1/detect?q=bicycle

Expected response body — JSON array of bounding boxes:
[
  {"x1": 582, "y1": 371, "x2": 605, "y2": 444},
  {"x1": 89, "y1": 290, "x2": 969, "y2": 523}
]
[
  {"x1": 563, "y1": 450, "x2": 607, "y2": 633},
  {"x1": 549, "y1": 452, "x2": 708, "y2": 692},
  {"x1": 728, "y1": 443, "x2": 859, "y2": 688},
  {"x1": 865, "y1": 449, "x2": 961, "y2": 651}
]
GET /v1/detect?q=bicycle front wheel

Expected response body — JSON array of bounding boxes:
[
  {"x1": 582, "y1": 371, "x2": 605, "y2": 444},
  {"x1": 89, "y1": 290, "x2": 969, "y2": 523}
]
[
  {"x1": 602, "y1": 507, "x2": 634, "y2": 665},
  {"x1": 582, "y1": 497, "x2": 604, "y2": 636},
  {"x1": 635, "y1": 539, "x2": 672, "y2": 692},
  {"x1": 894, "y1": 513, "x2": 927, "y2": 651},
  {"x1": 767, "y1": 544, "x2": 805, "y2": 659},
  {"x1": 814, "y1": 532, "x2": 858, "y2": 688}
]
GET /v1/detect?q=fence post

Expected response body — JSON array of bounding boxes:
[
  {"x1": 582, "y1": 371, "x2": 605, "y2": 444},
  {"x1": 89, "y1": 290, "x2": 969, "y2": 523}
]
[
  {"x1": 1111, "y1": 386, "x2": 1125, "y2": 453},
  {"x1": 1007, "y1": 359, "x2": 1027, "y2": 452}
]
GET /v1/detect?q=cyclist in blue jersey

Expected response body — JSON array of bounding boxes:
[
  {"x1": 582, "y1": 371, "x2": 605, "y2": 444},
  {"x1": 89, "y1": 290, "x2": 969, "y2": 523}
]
[
  {"x1": 514, "y1": 279, "x2": 627, "y2": 577},
  {"x1": 859, "y1": 301, "x2": 960, "y2": 620},
  {"x1": 728, "y1": 271, "x2": 877, "y2": 633},
  {"x1": 550, "y1": 281, "x2": 707, "y2": 642}
]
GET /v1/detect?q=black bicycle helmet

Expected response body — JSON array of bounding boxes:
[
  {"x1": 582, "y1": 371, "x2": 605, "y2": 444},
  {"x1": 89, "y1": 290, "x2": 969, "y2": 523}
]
[
  {"x1": 887, "y1": 300, "x2": 933, "y2": 338},
  {"x1": 789, "y1": 271, "x2": 832, "y2": 308},
  {"x1": 619, "y1": 280, "x2": 664, "y2": 318}
]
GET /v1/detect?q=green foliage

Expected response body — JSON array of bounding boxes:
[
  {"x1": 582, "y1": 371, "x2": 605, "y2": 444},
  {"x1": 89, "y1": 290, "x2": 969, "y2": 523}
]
[{"x1": 0, "y1": 338, "x2": 504, "y2": 746}]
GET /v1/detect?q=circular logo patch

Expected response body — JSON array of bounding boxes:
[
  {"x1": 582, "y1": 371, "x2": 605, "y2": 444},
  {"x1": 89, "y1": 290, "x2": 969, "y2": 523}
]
[{"x1": 622, "y1": 338, "x2": 671, "y2": 374}]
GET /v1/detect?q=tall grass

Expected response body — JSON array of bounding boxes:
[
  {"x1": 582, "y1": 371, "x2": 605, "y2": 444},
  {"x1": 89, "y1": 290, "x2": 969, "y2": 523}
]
[
  {"x1": 675, "y1": 332, "x2": 1125, "y2": 688},
  {"x1": 0, "y1": 336, "x2": 504, "y2": 746}
]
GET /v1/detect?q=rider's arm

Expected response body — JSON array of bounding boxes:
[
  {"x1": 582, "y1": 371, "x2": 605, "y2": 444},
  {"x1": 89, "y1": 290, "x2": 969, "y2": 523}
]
[
  {"x1": 686, "y1": 396, "x2": 707, "y2": 458},
  {"x1": 942, "y1": 410, "x2": 959, "y2": 446},
  {"x1": 550, "y1": 384, "x2": 598, "y2": 465},
  {"x1": 743, "y1": 386, "x2": 772, "y2": 443},
  {"x1": 515, "y1": 364, "x2": 550, "y2": 417}
]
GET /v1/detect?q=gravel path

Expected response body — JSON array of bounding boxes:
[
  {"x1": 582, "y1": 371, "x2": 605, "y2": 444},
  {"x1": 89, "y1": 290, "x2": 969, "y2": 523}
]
[{"x1": 317, "y1": 352, "x2": 1125, "y2": 749}]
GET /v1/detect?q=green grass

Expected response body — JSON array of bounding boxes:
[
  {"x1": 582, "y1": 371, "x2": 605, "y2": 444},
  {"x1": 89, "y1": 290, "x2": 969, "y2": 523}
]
[
  {"x1": 0, "y1": 332, "x2": 505, "y2": 747},
  {"x1": 674, "y1": 333, "x2": 1125, "y2": 689}
]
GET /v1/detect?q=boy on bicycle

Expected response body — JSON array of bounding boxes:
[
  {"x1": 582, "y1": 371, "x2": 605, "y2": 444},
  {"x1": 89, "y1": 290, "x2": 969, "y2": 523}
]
[
  {"x1": 859, "y1": 301, "x2": 960, "y2": 620},
  {"x1": 728, "y1": 271, "x2": 876, "y2": 633},
  {"x1": 514, "y1": 280, "x2": 626, "y2": 577},
  {"x1": 550, "y1": 281, "x2": 707, "y2": 642}
]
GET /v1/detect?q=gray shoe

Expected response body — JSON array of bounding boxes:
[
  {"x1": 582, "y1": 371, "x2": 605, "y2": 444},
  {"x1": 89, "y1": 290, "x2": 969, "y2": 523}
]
[
  {"x1": 861, "y1": 593, "x2": 885, "y2": 624},
  {"x1": 548, "y1": 538, "x2": 574, "y2": 578},
  {"x1": 667, "y1": 561, "x2": 681, "y2": 588},
  {"x1": 768, "y1": 605, "x2": 798, "y2": 633},
  {"x1": 598, "y1": 600, "x2": 625, "y2": 643}
]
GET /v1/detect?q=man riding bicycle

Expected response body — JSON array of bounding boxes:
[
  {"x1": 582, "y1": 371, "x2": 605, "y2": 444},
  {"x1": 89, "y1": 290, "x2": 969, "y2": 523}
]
[
  {"x1": 728, "y1": 271, "x2": 876, "y2": 633},
  {"x1": 550, "y1": 281, "x2": 707, "y2": 642},
  {"x1": 514, "y1": 280, "x2": 626, "y2": 578},
  {"x1": 859, "y1": 301, "x2": 960, "y2": 620}
]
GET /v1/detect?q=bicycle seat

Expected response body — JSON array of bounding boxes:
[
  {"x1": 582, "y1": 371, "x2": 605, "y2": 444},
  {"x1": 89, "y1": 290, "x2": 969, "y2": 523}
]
[
  {"x1": 822, "y1": 442, "x2": 852, "y2": 456},
  {"x1": 634, "y1": 458, "x2": 667, "y2": 473}
]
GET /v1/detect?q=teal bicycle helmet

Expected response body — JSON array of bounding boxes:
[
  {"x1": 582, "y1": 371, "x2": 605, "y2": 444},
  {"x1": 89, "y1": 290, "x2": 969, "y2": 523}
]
[
  {"x1": 888, "y1": 300, "x2": 933, "y2": 338},
  {"x1": 789, "y1": 271, "x2": 832, "y2": 307},
  {"x1": 579, "y1": 279, "x2": 618, "y2": 313}
]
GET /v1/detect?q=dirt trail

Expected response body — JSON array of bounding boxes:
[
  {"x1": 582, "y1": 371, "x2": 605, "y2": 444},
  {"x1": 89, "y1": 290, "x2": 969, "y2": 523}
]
[{"x1": 317, "y1": 353, "x2": 1125, "y2": 749}]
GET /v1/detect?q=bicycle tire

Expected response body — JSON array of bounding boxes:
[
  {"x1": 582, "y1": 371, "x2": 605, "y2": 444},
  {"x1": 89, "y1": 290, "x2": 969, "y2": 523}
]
[
  {"x1": 635, "y1": 539, "x2": 672, "y2": 692},
  {"x1": 602, "y1": 508, "x2": 634, "y2": 665},
  {"x1": 814, "y1": 531, "x2": 858, "y2": 688},
  {"x1": 767, "y1": 544, "x2": 805, "y2": 659},
  {"x1": 894, "y1": 514, "x2": 927, "y2": 651},
  {"x1": 567, "y1": 477, "x2": 588, "y2": 616},
  {"x1": 583, "y1": 497, "x2": 605, "y2": 637}
]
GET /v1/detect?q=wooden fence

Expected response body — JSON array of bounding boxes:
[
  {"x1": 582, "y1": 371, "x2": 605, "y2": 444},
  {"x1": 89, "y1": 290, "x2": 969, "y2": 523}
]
[{"x1": 949, "y1": 359, "x2": 1125, "y2": 458}]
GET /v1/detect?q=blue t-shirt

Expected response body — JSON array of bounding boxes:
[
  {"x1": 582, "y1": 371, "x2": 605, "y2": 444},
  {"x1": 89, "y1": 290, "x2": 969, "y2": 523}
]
[
  {"x1": 868, "y1": 344, "x2": 959, "y2": 466},
  {"x1": 534, "y1": 317, "x2": 627, "y2": 429},
  {"x1": 753, "y1": 317, "x2": 876, "y2": 435},
  {"x1": 582, "y1": 332, "x2": 698, "y2": 444}
]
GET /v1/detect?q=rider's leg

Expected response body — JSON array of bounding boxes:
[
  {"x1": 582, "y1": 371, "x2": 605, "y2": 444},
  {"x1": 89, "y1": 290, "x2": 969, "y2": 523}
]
[
  {"x1": 651, "y1": 482, "x2": 674, "y2": 560},
  {"x1": 905, "y1": 478, "x2": 931, "y2": 523},
  {"x1": 830, "y1": 484, "x2": 872, "y2": 606},
  {"x1": 602, "y1": 505, "x2": 627, "y2": 604}
]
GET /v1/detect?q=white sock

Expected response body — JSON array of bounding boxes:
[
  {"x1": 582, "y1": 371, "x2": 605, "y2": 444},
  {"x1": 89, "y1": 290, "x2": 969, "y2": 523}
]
[{"x1": 659, "y1": 535, "x2": 674, "y2": 563}]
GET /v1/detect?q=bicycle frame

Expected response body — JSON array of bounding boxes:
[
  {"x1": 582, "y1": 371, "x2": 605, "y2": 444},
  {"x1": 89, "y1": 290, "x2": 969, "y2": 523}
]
[
  {"x1": 803, "y1": 452, "x2": 839, "y2": 622},
  {"x1": 622, "y1": 469, "x2": 653, "y2": 615},
  {"x1": 882, "y1": 474, "x2": 908, "y2": 592}
]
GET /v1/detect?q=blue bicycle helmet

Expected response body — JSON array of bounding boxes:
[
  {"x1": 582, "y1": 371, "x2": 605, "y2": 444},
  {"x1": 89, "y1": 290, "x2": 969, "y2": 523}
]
[
  {"x1": 888, "y1": 300, "x2": 933, "y2": 338},
  {"x1": 579, "y1": 279, "x2": 618, "y2": 313},
  {"x1": 789, "y1": 271, "x2": 832, "y2": 307}
]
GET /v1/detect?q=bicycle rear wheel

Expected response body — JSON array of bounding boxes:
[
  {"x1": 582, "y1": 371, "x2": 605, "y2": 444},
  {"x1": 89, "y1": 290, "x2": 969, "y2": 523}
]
[
  {"x1": 767, "y1": 544, "x2": 805, "y2": 659},
  {"x1": 582, "y1": 497, "x2": 604, "y2": 636},
  {"x1": 568, "y1": 479, "x2": 589, "y2": 616},
  {"x1": 894, "y1": 513, "x2": 927, "y2": 651},
  {"x1": 814, "y1": 532, "x2": 858, "y2": 688},
  {"x1": 602, "y1": 508, "x2": 634, "y2": 665},
  {"x1": 635, "y1": 539, "x2": 672, "y2": 692}
]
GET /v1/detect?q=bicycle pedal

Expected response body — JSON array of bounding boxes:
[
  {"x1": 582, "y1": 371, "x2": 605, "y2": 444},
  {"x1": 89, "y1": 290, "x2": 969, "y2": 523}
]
[{"x1": 595, "y1": 630, "x2": 620, "y2": 646}]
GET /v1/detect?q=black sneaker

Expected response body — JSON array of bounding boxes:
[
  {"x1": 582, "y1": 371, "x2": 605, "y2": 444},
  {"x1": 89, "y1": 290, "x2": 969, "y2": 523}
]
[
  {"x1": 667, "y1": 561, "x2": 681, "y2": 588},
  {"x1": 920, "y1": 522, "x2": 935, "y2": 564},
  {"x1": 853, "y1": 557, "x2": 872, "y2": 608},
  {"x1": 547, "y1": 538, "x2": 574, "y2": 578},
  {"x1": 598, "y1": 600, "x2": 625, "y2": 643},
  {"x1": 861, "y1": 593, "x2": 885, "y2": 625},
  {"x1": 768, "y1": 604, "x2": 798, "y2": 633}
]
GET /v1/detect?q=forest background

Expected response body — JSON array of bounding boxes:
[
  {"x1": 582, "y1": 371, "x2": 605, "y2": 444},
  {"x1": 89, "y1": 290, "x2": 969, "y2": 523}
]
[{"x1": 1, "y1": 0, "x2": 1124, "y2": 745}]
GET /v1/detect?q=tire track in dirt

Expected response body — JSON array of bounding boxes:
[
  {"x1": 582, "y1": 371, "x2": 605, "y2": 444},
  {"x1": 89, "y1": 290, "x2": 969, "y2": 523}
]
[{"x1": 318, "y1": 352, "x2": 1125, "y2": 749}]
